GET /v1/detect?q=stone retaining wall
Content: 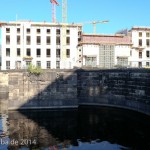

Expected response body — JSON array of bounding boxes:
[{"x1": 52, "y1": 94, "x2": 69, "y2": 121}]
[{"x1": 0, "y1": 69, "x2": 150, "y2": 115}]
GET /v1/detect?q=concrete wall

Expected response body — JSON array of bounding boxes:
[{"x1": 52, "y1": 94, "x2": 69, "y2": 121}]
[{"x1": 0, "y1": 69, "x2": 150, "y2": 115}]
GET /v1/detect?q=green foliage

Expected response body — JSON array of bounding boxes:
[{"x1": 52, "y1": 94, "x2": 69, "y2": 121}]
[{"x1": 27, "y1": 64, "x2": 43, "y2": 75}]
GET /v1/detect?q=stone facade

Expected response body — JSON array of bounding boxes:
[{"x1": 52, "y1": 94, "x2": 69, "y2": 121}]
[{"x1": 0, "y1": 69, "x2": 150, "y2": 115}]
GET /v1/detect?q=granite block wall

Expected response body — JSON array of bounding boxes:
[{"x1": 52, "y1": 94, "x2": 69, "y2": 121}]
[
  {"x1": 0, "y1": 69, "x2": 150, "y2": 115},
  {"x1": 77, "y1": 69, "x2": 150, "y2": 115}
]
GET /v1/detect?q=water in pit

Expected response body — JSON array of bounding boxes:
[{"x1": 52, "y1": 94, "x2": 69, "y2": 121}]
[{"x1": 0, "y1": 106, "x2": 150, "y2": 150}]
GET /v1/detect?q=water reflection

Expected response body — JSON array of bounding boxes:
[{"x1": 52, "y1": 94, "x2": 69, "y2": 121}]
[{"x1": 0, "y1": 106, "x2": 150, "y2": 150}]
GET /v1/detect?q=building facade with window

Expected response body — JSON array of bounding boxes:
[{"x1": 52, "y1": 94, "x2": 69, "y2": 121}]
[
  {"x1": 1, "y1": 21, "x2": 82, "y2": 70},
  {"x1": 77, "y1": 34, "x2": 131, "y2": 68},
  {"x1": 130, "y1": 26, "x2": 150, "y2": 67}
]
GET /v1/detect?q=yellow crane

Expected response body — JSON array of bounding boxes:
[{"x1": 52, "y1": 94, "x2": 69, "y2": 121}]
[
  {"x1": 61, "y1": 0, "x2": 68, "y2": 67},
  {"x1": 82, "y1": 20, "x2": 109, "y2": 34}
]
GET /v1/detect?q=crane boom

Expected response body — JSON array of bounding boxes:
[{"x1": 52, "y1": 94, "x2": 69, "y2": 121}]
[{"x1": 81, "y1": 20, "x2": 109, "y2": 34}]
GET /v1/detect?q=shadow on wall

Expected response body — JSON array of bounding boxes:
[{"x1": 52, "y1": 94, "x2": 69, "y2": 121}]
[
  {"x1": 8, "y1": 70, "x2": 78, "y2": 110},
  {"x1": 7, "y1": 68, "x2": 150, "y2": 113}
]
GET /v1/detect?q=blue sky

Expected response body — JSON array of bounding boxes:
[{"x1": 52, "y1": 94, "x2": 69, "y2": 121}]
[{"x1": 0, "y1": 0, "x2": 150, "y2": 35}]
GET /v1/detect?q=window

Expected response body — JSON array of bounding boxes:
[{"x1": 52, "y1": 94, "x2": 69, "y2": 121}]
[
  {"x1": 46, "y1": 36, "x2": 51, "y2": 45},
  {"x1": 138, "y1": 62, "x2": 142, "y2": 68},
  {"x1": 139, "y1": 51, "x2": 142, "y2": 58},
  {"x1": 117, "y1": 57, "x2": 128, "y2": 67},
  {"x1": 78, "y1": 31, "x2": 82, "y2": 36},
  {"x1": 146, "y1": 39, "x2": 150, "y2": 47},
  {"x1": 56, "y1": 61, "x2": 60, "y2": 69},
  {"x1": 6, "y1": 28, "x2": 10, "y2": 33},
  {"x1": 37, "y1": 49, "x2": 41, "y2": 57},
  {"x1": 47, "y1": 29, "x2": 51, "y2": 34},
  {"x1": 6, "y1": 48, "x2": 10, "y2": 57},
  {"x1": 15, "y1": 61, "x2": 21, "y2": 69},
  {"x1": 146, "y1": 62, "x2": 150, "y2": 66},
  {"x1": 146, "y1": 51, "x2": 150, "y2": 57},
  {"x1": 26, "y1": 61, "x2": 31, "y2": 67},
  {"x1": 56, "y1": 29, "x2": 60, "y2": 35},
  {"x1": 47, "y1": 61, "x2": 51, "y2": 69},
  {"x1": 46, "y1": 49, "x2": 51, "y2": 57},
  {"x1": 66, "y1": 37, "x2": 70, "y2": 45},
  {"x1": 37, "y1": 29, "x2": 40, "y2": 34},
  {"x1": 139, "y1": 32, "x2": 142, "y2": 37},
  {"x1": 56, "y1": 36, "x2": 60, "y2": 45},
  {"x1": 36, "y1": 61, "x2": 41, "y2": 67},
  {"x1": 78, "y1": 38, "x2": 81, "y2": 42},
  {"x1": 37, "y1": 36, "x2": 41, "y2": 45},
  {"x1": 130, "y1": 50, "x2": 132, "y2": 56},
  {"x1": 26, "y1": 48, "x2": 31, "y2": 56},
  {"x1": 56, "y1": 49, "x2": 60, "y2": 58},
  {"x1": 6, "y1": 35, "x2": 10, "y2": 44},
  {"x1": 6, "y1": 61, "x2": 10, "y2": 69},
  {"x1": 85, "y1": 57, "x2": 97, "y2": 67},
  {"x1": 26, "y1": 36, "x2": 31, "y2": 45},
  {"x1": 146, "y1": 32, "x2": 150, "y2": 37},
  {"x1": 17, "y1": 28, "x2": 20, "y2": 33},
  {"x1": 17, "y1": 48, "x2": 21, "y2": 57},
  {"x1": 139, "y1": 39, "x2": 142, "y2": 46},
  {"x1": 27, "y1": 28, "x2": 30, "y2": 33},
  {"x1": 66, "y1": 29, "x2": 70, "y2": 34},
  {"x1": 17, "y1": 36, "x2": 20, "y2": 45},
  {"x1": 66, "y1": 49, "x2": 70, "y2": 58}
]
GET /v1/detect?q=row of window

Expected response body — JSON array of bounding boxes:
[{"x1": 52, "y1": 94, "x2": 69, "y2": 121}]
[
  {"x1": 139, "y1": 32, "x2": 150, "y2": 37},
  {"x1": 138, "y1": 51, "x2": 150, "y2": 58},
  {"x1": 130, "y1": 50, "x2": 150, "y2": 58},
  {"x1": 6, "y1": 35, "x2": 70, "y2": 45},
  {"x1": 6, "y1": 28, "x2": 70, "y2": 35},
  {"x1": 5, "y1": 48, "x2": 70, "y2": 58},
  {"x1": 6, "y1": 61, "x2": 60, "y2": 69},
  {"x1": 138, "y1": 39, "x2": 150, "y2": 47}
]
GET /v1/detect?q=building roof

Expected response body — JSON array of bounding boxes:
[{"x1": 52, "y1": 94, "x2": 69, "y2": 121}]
[
  {"x1": 131, "y1": 26, "x2": 150, "y2": 31},
  {"x1": 0, "y1": 21, "x2": 82, "y2": 28},
  {"x1": 80, "y1": 34, "x2": 131, "y2": 45}
]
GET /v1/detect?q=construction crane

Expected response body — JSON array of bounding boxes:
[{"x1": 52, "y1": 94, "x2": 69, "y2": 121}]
[
  {"x1": 50, "y1": 0, "x2": 59, "y2": 23},
  {"x1": 61, "y1": 0, "x2": 68, "y2": 68},
  {"x1": 82, "y1": 20, "x2": 109, "y2": 34},
  {"x1": 62, "y1": 0, "x2": 67, "y2": 23}
]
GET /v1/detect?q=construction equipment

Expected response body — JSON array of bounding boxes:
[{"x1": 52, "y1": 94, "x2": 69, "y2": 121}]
[
  {"x1": 62, "y1": 0, "x2": 67, "y2": 23},
  {"x1": 50, "y1": 0, "x2": 59, "y2": 23},
  {"x1": 82, "y1": 20, "x2": 109, "y2": 34},
  {"x1": 61, "y1": 0, "x2": 68, "y2": 68}
]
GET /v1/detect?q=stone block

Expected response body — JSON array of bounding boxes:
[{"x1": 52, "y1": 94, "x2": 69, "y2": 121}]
[{"x1": 0, "y1": 92, "x2": 9, "y2": 99}]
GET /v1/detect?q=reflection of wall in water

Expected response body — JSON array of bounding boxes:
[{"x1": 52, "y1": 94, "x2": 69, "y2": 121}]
[
  {"x1": 8, "y1": 110, "x2": 77, "y2": 149},
  {"x1": 0, "y1": 114, "x2": 8, "y2": 134}
]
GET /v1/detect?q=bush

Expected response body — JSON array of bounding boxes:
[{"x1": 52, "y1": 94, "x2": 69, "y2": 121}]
[{"x1": 27, "y1": 64, "x2": 43, "y2": 75}]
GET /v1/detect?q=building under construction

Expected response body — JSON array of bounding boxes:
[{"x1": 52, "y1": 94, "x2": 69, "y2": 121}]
[{"x1": 0, "y1": 21, "x2": 82, "y2": 70}]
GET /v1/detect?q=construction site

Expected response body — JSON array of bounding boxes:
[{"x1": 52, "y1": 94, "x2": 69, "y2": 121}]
[{"x1": 0, "y1": 0, "x2": 150, "y2": 70}]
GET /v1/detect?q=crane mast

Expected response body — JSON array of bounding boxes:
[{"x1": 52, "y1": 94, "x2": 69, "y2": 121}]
[
  {"x1": 62, "y1": 0, "x2": 67, "y2": 23},
  {"x1": 50, "y1": 0, "x2": 59, "y2": 23}
]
